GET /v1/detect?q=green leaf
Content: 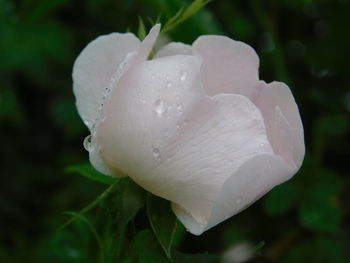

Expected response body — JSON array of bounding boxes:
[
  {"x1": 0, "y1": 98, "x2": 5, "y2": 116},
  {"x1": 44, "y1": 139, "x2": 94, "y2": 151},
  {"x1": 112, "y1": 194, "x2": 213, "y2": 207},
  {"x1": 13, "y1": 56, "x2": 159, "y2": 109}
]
[
  {"x1": 298, "y1": 201, "x2": 341, "y2": 233},
  {"x1": 263, "y1": 182, "x2": 301, "y2": 216},
  {"x1": 50, "y1": 220, "x2": 89, "y2": 262},
  {"x1": 162, "y1": 0, "x2": 213, "y2": 34},
  {"x1": 63, "y1": 212, "x2": 103, "y2": 259},
  {"x1": 50, "y1": 231, "x2": 83, "y2": 261},
  {"x1": 253, "y1": 241, "x2": 266, "y2": 255},
  {"x1": 317, "y1": 114, "x2": 349, "y2": 136},
  {"x1": 134, "y1": 229, "x2": 169, "y2": 263},
  {"x1": 58, "y1": 178, "x2": 120, "y2": 231},
  {"x1": 97, "y1": 178, "x2": 147, "y2": 262},
  {"x1": 112, "y1": 178, "x2": 146, "y2": 228},
  {"x1": 65, "y1": 163, "x2": 117, "y2": 185},
  {"x1": 137, "y1": 16, "x2": 147, "y2": 40},
  {"x1": 147, "y1": 194, "x2": 182, "y2": 260},
  {"x1": 315, "y1": 237, "x2": 348, "y2": 263},
  {"x1": 298, "y1": 171, "x2": 343, "y2": 233}
]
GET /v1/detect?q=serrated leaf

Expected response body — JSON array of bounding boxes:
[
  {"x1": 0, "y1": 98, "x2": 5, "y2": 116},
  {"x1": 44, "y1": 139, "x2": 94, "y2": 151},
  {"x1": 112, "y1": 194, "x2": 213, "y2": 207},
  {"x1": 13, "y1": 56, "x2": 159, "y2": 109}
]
[
  {"x1": 66, "y1": 163, "x2": 117, "y2": 185},
  {"x1": 147, "y1": 194, "x2": 181, "y2": 260}
]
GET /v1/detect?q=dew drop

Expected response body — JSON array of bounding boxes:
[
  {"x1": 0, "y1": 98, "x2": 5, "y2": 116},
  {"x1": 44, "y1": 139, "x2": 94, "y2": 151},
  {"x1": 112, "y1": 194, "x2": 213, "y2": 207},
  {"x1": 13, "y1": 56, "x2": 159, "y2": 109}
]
[
  {"x1": 151, "y1": 73, "x2": 156, "y2": 80},
  {"x1": 83, "y1": 135, "x2": 92, "y2": 151},
  {"x1": 154, "y1": 99, "x2": 168, "y2": 115},
  {"x1": 152, "y1": 147, "x2": 160, "y2": 158},
  {"x1": 180, "y1": 69, "x2": 187, "y2": 82},
  {"x1": 167, "y1": 81, "x2": 172, "y2": 88},
  {"x1": 183, "y1": 119, "x2": 189, "y2": 125},
  {"x1": 175, "y1": 95, "x2": 180, "y2": 101},
  {"x1": 176, "y1": 103, "x2": 183, "y2": 113},
  {"x1": 235, "y1": 197, "x2": 242, "y2": 204}
]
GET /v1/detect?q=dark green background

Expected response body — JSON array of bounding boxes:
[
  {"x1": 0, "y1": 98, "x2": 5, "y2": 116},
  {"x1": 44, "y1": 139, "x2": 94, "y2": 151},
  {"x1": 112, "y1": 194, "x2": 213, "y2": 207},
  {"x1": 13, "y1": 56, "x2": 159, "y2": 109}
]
[{"x1": 1, "y1": 0, "x2": 350, "y2": 262}]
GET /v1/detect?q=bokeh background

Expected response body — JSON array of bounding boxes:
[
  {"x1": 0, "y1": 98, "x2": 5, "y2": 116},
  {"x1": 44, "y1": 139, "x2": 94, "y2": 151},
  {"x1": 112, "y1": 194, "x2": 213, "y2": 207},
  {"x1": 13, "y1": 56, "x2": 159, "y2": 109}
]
[{"x1": 1, "y1": 0, "x2": 350, "y2": 262}]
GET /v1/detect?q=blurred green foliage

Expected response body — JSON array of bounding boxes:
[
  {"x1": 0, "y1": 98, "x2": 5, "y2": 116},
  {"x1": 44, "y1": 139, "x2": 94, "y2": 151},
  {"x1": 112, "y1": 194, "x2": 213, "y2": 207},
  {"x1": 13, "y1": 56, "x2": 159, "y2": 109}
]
[{"x1": 1, "y1": 0, "x2": 350, "y2": 262}]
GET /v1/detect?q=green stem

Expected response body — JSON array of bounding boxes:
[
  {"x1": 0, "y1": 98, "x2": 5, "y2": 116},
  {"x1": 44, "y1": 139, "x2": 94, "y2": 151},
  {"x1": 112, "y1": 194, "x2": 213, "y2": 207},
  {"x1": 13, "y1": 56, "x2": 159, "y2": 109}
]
[{"x1": 57, "y1": 178, "x2": 120, "y2": 232}]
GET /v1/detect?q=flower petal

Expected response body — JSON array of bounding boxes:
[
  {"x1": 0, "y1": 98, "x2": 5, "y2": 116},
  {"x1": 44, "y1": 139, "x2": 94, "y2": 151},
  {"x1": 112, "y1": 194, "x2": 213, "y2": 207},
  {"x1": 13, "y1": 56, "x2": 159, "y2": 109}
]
[
  {"x1": 84, "y1": 25, "x2": 161, "y2": 176},
  {"x1": 154, "y1": 42, "x2": 194, "y2": 58},
  {"x1": 131, "y1": 24, "x2": 161, "y2": 64},
  {"x1": 96, "y1": 54, "x2": 274, "y2": 234},
  {"x1": 173, "y1": 154, "x2": 293, "y2": 235},
  {"x1": 72, "y1": 32, "x2": 141, "y2": 131},
  {"x1": 253, "y1": 81, "x2": 305, "y2": 169},
  {"x1": 193, "y1": 35, "x2": 260, "y2": 97},
  {"x1": 96, "y1": 54, "x2": 205, "y2": 175}
]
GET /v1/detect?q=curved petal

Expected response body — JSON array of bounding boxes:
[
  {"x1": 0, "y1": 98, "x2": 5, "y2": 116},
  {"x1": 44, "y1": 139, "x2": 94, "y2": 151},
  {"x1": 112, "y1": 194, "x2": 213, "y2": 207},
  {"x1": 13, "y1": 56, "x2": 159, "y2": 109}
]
[
  {"x1": 193, "y1": 35, "x2": 260, "y2": 97},
  {"x1": 173, "y1": 154, "x2": 294, "y2": 235},
  {"x1": 85, "y1": 24, "x2": 161, "y2": 176},
  {"x1": 253, "y1": 81, "x2": 305, "y2": 169},
  {"x1": 96, "y1": 54, "x2": 274, "y2": 234},
  {"x1": 131, "y1": 24, "x2": 161, "y2": 65},
  {"x1": 154, "y1": 42, "x2": 194, "y2": 58},
  {"x1": 72, "y1": 32, "x2": 141, "y2": 131}
]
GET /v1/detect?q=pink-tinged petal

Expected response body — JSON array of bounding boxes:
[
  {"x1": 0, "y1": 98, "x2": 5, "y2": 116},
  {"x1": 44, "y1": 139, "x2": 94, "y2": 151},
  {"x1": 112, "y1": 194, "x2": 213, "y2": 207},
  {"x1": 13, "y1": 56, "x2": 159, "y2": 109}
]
[
  {"x1": 72, "y1": 32, "x2": 141, "y2": 131},
  {"x1": 95, "y1": 54, "x2": 274, "y2": 234},
  {"x1": 154, "y1": 42, "x2": 194, "y2": 58},
  {"x1": 253, "y1": 81, "x2": 305, "y2": 169},
  {"x1": 174, "y1": 154, "x2": 293, "y2": 235},
  {"x1": 85, "y1": 25, "x2": 161, "y2": 176},
  {"x1": 132, "y1": 24, "x2": 160, "y2": 64},
  {"x1": 193, "y1": 35, "x2": 260, "y2": 97},
  {"x1": 96, "y1": 55, "x2": 205, "y2": 176}
]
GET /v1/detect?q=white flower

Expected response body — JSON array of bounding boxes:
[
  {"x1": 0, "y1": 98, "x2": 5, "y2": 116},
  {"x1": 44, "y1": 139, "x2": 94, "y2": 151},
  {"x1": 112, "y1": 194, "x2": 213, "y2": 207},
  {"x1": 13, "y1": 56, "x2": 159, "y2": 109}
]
[{"x1": 72, "y1": 24, "x2": 305, "y2": 235}]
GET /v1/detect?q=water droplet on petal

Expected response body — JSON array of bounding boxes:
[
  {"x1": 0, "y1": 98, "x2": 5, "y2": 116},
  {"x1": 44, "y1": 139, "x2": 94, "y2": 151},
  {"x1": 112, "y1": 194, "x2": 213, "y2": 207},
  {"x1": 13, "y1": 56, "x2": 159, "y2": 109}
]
[
  {"x1": 167, "y1": 81, "x2": 172, "y2": 88},
  {"x1": 175, "y1": 95, "x2": 180, "y2": 101},
  {"x1": 83, "y1": 135, "x2": 92, "y2": 151},
  {"x1": 183, "y1": 119, "x2": 189, "y2": 125},
  {"x1": 154, "y1": 99, "x2": 168, "y2": 115},
  {"x1": 151, "y1": 74, "x2": 156, "y2": 80},
  {"x1": 152, "y1": 147, "x2": 160, "y2": 158},
  {"x1": 176, "y1": 103, "x2": 183, "y2": 113},
  {"x1": 180, "y1": 69, "x2": 187, "y2": 82}
]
